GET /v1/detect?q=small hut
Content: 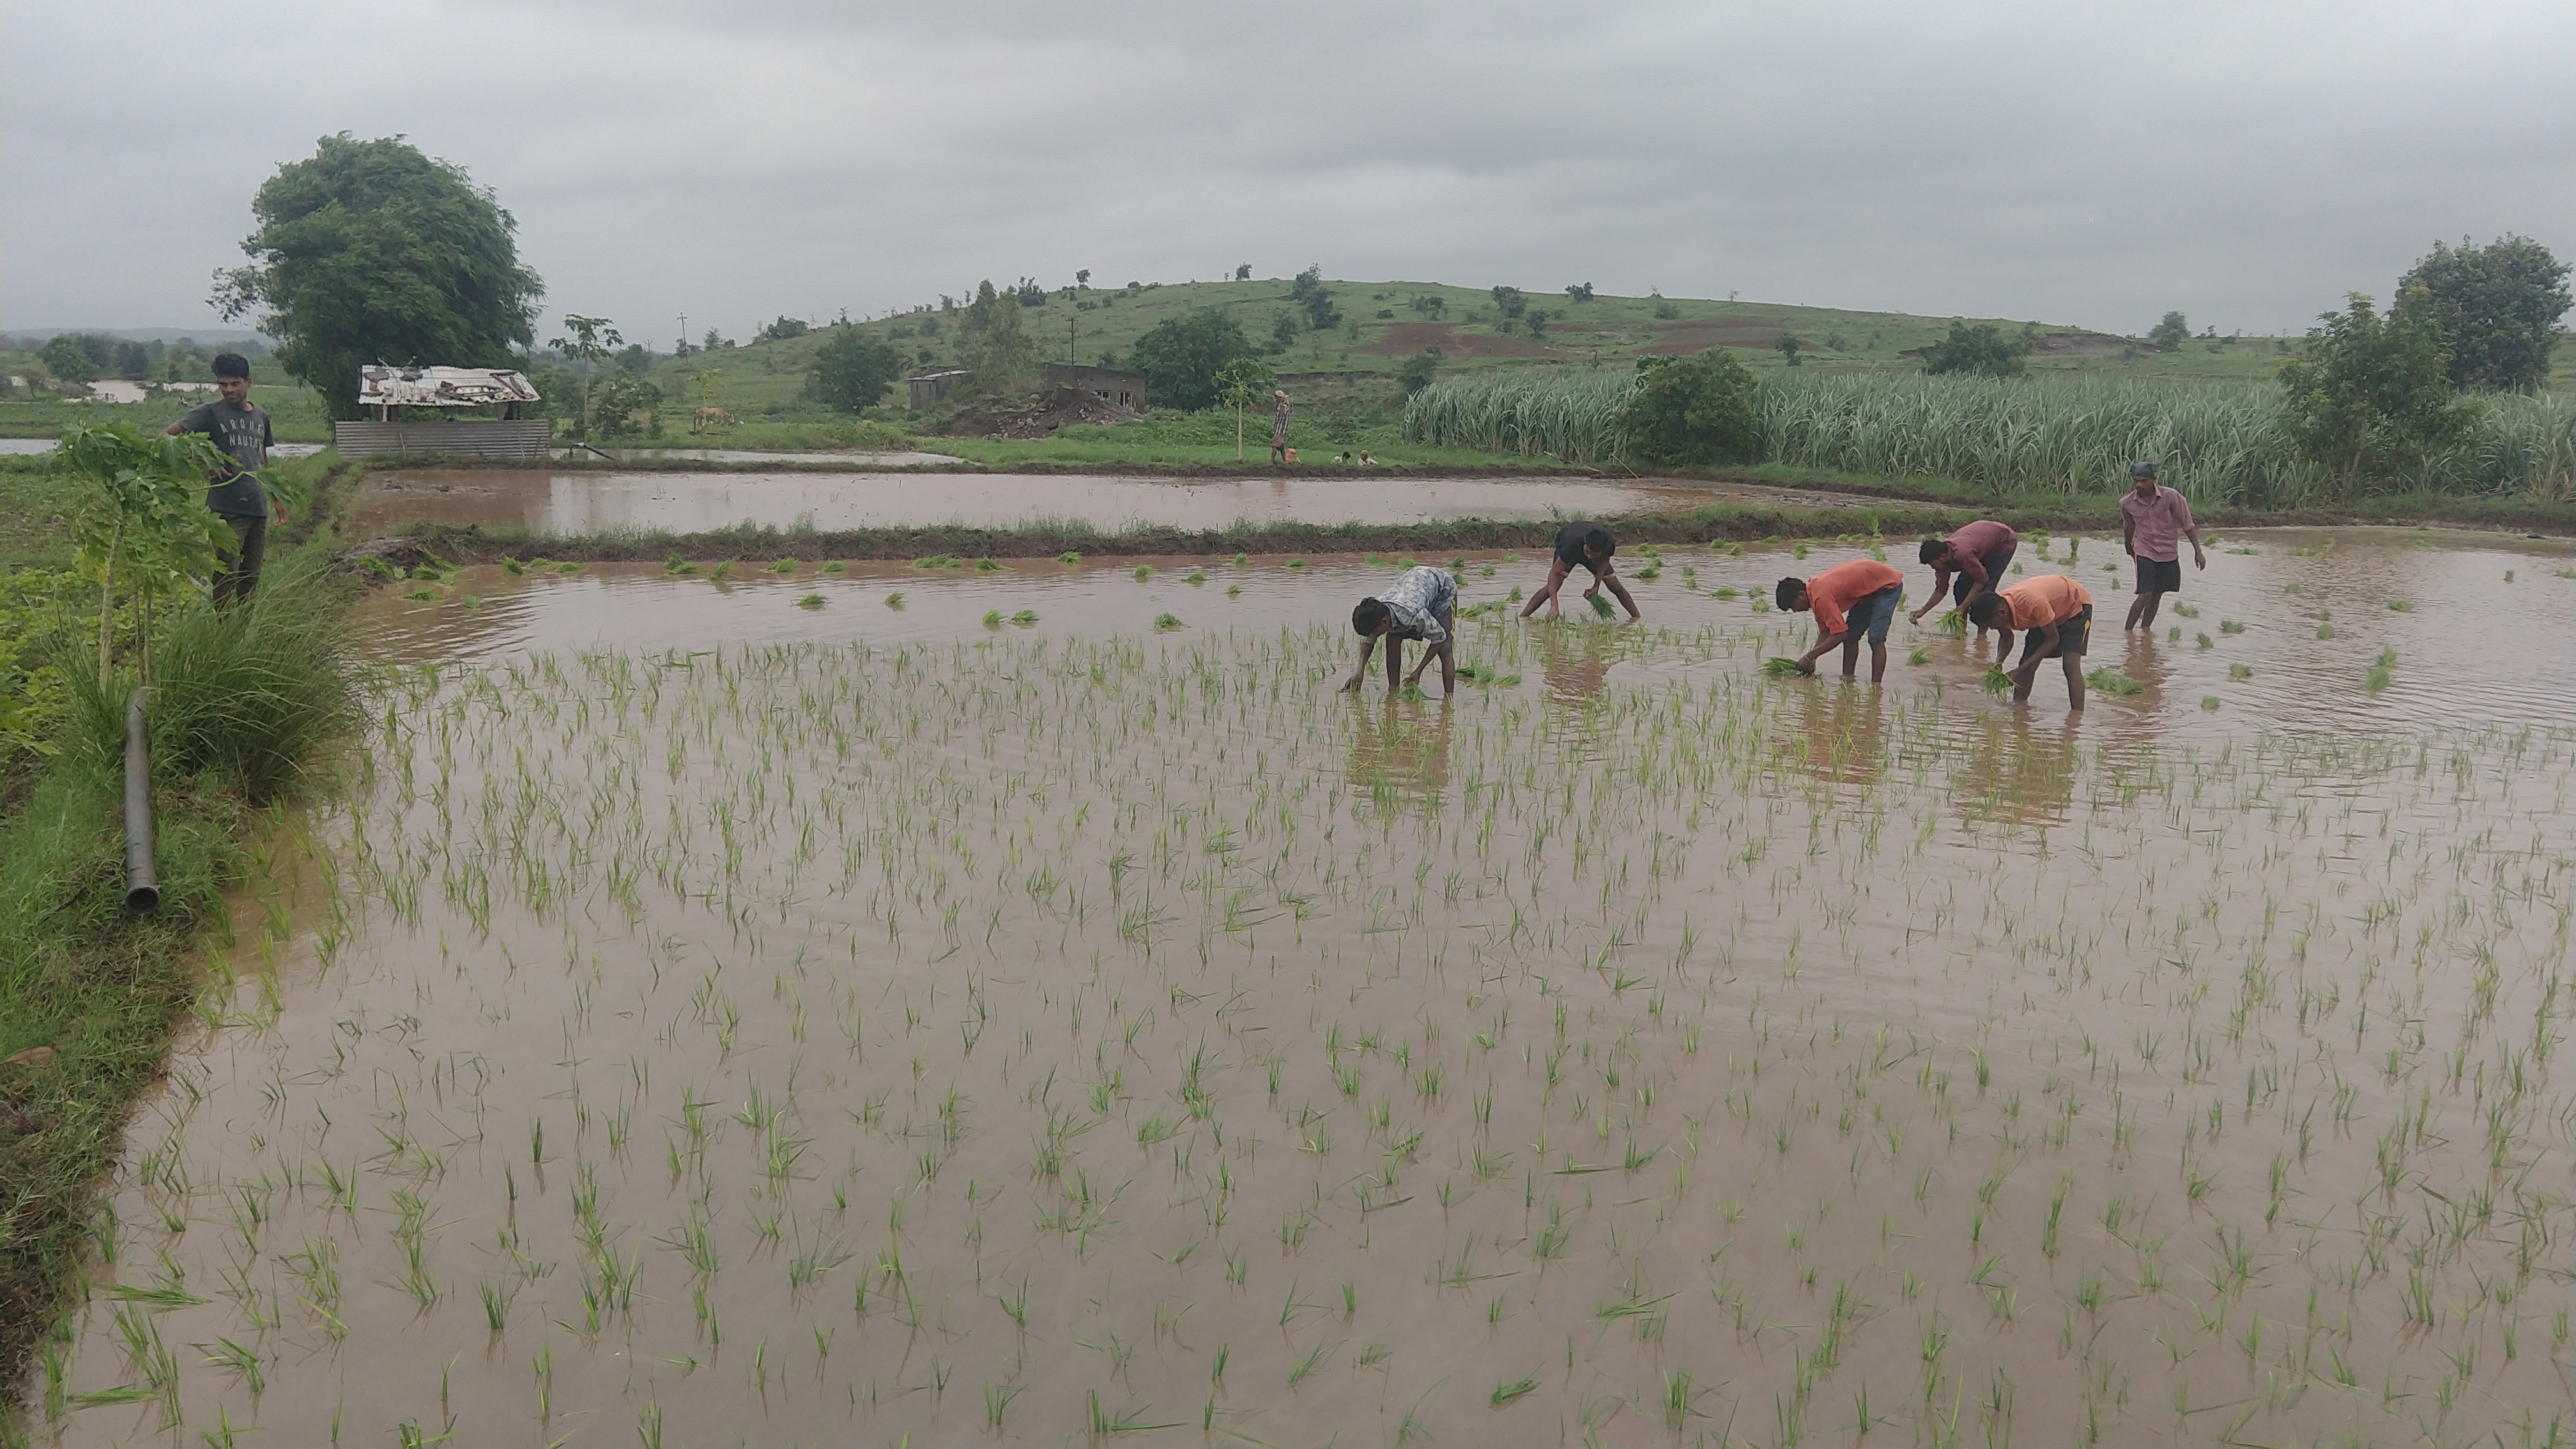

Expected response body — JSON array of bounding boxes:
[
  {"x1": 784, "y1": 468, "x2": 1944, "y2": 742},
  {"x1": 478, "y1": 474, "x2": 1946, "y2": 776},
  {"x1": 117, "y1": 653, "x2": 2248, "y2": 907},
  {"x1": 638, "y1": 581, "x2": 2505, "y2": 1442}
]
[{"x1": 332, "y1": 365, "x2": 550, "y2": 457}]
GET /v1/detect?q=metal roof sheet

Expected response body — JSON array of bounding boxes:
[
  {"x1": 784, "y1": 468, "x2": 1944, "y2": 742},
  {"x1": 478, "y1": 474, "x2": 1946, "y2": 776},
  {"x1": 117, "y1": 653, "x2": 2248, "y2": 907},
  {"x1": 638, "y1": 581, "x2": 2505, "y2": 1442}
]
[{"x1": 358, "y1": 365, "x2": 542, "y2": 407}]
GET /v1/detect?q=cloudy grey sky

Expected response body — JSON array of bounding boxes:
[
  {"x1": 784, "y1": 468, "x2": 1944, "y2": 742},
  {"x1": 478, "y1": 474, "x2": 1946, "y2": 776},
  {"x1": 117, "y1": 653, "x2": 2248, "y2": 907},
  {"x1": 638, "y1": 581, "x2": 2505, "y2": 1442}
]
[{"x1": 6, "y1": 1, "x2": 2570, "y2": 344}]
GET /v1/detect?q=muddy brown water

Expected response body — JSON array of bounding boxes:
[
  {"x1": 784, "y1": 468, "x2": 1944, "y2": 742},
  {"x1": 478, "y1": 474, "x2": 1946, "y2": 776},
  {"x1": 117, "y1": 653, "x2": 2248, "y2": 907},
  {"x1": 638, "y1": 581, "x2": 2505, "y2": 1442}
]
[
  {"x1": 345, "y1": 469, "x2": 1869, "y2": 535},
  {"x1": 24, "y1": 530, "x2": 2576, "y2": 1446}
]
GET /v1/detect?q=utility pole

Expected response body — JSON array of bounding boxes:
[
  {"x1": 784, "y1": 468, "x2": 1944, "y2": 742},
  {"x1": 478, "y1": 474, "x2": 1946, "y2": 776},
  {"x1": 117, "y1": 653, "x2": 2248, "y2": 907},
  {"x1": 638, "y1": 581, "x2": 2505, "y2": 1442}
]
[
  {"x1": 678, "y1": 313, "x2": 688, "y2": 353},
  {"x1": 1069, "y1": 312, "x2": 1077, "y2": 367}
]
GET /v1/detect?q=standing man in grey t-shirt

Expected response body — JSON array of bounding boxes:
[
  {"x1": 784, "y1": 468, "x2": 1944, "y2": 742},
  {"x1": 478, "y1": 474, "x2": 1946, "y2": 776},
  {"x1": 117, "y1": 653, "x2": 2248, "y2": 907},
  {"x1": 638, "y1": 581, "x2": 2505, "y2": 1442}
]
[{"x1": 165, "y1": 351, "x2": 289, "y2": 607}]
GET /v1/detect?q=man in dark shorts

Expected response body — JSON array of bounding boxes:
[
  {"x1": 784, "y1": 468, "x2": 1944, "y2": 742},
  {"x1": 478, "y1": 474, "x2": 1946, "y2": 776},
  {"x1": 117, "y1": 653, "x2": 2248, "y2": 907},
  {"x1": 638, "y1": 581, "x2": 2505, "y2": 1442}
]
[
  {"x1": 165, "y1": 352, "x2": 288, "y2": 607},
  {"x1": 1519, "y1": 520, "x2": 1641, "y2": 621},
  {"x1": 1776, "y1": 556, "x2": 1904, "y2": 682},
  {"x1": 1343, "y1": 564, "x2": 1459, "y2": 696},
  {"x1": 2118, "y1": 461, "x2": 2202, "y2": 631},
  {"x1": 1908, "y1": 519, "x2": 2017, "y2": 644},
  {"x1": 1970, "y1": 572, "x2": 2092, "y2": 710}
]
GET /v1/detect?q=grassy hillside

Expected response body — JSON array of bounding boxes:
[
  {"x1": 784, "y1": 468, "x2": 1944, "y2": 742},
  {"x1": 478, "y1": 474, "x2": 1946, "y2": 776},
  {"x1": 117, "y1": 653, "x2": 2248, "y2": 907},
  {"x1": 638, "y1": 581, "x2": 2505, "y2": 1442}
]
[{"x1": 652, "y1": 278, "x2": 2332, "y2": 413}]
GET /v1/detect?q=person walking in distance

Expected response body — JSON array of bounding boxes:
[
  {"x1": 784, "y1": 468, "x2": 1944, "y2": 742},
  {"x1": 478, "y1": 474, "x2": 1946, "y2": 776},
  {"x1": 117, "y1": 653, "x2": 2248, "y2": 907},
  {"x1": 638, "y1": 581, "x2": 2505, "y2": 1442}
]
[
  {"x1": 2119, "y1": 461, "x2": 2203, "y2": 631},
  {"x1": 1269, "y1": 389, "x2": 1291, "y2": 464},
  {"x1": 165, "y1": 352, "x2": 288, "y2": 608}
]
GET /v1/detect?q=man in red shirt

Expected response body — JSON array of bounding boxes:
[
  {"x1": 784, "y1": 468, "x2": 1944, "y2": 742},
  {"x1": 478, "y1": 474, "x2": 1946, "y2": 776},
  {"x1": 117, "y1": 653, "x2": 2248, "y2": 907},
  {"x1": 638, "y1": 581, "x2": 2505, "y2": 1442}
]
[
  {"x1": 1968, "y1": 572, "x2": 2092, "y2": 710},
  {"x1": 1907, "y1": 519, "x2": 2017, "y2": 643},
  {"x1": 1776, "y1": 558, "x2": 1905, "y2": 682},
  {"x1": 2117, "y1": 461, "x2": 2204, "y2": 631}
]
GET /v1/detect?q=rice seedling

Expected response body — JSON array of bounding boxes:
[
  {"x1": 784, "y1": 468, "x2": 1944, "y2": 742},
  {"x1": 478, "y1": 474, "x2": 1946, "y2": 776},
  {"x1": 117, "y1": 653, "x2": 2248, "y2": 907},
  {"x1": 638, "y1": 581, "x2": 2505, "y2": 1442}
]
[
  {"x1": 796, "y1": 594, "x2": 826, "y2": 610},
  {"x1": 1587, "y1": 592, "x2": 1616, "y2": 619},
  {"x1": 822, "y1": 560, "x2": 846, "y2": 574},
  {"x1": 42, "y1": 539, "x2": 2566, "y2": 1448},
  {"x1": 1907, "y1": 646, "x2": 1931, "y2": 665},
  {"x1": 2229, "y1": 663, "x2": 2252, "y2": 680},
  {"x1": 2366, "y1": 647, "x2": 2397, "y2": 691},
  {"x1": 1981, "y1": 667, "x2": 2014, "y2": 692},
  {"x1": 1152, "y1": 613, "x2": 1182, "y2": 631},
  {"x1": 883, "y1": 591, "x2": 904, "y2": 607},
  {"x1": 1762, "y1": 657, "x2": 1804, "y2": 677},
  {"x1": 765, "y1": 558, "x2": 795, "y2": 574}
]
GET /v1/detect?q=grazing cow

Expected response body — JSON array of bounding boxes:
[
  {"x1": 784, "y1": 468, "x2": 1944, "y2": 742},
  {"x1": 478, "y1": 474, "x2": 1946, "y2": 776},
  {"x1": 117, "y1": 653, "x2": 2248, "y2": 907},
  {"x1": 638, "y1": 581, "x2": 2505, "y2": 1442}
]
[{"x1": 691, "y1": 406, "x2": 736, "y2": 436}]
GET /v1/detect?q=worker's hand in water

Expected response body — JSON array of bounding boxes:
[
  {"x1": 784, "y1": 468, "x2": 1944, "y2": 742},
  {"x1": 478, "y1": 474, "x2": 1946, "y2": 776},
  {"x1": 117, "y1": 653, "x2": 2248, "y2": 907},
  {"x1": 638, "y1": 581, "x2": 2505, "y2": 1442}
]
[{"x1": 1340, "y1": 671, "x2": 1367, "y2": 693}]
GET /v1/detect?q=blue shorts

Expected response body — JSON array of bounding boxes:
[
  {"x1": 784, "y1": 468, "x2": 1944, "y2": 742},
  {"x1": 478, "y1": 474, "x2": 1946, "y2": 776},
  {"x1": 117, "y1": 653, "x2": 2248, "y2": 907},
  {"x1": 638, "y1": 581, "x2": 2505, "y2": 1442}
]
[{"x1": 1841, "y1": 585, "x2": 1901, "y2": 645}]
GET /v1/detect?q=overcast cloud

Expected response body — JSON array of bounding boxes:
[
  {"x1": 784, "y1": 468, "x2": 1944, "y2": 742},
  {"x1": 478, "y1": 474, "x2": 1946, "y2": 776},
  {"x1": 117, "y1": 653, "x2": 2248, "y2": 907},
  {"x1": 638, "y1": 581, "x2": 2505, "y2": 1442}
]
[{"x1": 5, "y1": 1, "x2": 2570, "y2": 344}]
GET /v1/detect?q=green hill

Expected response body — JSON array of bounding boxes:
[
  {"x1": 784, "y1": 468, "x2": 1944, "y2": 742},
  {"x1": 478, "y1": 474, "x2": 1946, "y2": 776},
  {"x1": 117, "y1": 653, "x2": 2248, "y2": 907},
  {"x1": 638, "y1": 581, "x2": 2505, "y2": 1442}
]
[{"x1": 650, "y1": 277, "x2": 2303, "y2": 415}]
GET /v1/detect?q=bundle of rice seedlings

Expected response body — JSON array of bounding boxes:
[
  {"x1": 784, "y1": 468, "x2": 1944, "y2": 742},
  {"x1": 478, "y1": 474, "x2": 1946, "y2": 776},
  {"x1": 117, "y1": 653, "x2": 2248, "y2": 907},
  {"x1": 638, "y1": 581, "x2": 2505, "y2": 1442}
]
[
  {"x1": 1981, "y1": 668, "x2": 2016, "y2": 693},
  {"x1": 2083, "y1": 668, "x2": 2146, "y2": 696},
  {"x1": 1762, "y1": 657, "x2": 1804, "y2": 677}
]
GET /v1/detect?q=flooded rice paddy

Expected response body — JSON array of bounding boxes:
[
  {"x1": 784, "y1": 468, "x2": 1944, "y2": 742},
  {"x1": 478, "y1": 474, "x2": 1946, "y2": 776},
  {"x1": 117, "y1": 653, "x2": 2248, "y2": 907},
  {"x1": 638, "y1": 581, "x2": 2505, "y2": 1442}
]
[
  {"x1": 25, "y1": 532, "x2": 2576, "y2": 1447},
  {"x1": 345, "y1": 470, "x2": 1857, "y2": 536}
]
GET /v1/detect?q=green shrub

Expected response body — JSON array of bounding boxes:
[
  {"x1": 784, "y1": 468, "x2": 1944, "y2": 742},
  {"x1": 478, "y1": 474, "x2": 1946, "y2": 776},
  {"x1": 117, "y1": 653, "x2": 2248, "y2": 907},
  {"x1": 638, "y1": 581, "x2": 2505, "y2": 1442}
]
[{"x1": 1615, "y1": 351, "x2": 1761, "y2": 466}]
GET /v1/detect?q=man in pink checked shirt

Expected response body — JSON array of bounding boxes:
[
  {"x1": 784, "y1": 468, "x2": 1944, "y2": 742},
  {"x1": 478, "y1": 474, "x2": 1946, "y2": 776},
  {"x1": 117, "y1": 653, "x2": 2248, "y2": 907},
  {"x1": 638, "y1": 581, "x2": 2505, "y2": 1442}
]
[{"x1": 2118, "y1": 460, "x2": 2204, "y2": 631}]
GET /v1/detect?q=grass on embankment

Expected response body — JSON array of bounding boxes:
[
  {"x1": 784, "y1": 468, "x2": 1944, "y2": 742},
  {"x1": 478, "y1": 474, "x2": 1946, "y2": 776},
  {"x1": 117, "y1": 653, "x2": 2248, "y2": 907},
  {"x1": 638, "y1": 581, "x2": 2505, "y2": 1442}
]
[
  {"x1": 379, "y1": 484, "x2": 2576, "y2": 571},
  {"x1": 0, "y1": 555, "x2": 358, "y2": 1407}
]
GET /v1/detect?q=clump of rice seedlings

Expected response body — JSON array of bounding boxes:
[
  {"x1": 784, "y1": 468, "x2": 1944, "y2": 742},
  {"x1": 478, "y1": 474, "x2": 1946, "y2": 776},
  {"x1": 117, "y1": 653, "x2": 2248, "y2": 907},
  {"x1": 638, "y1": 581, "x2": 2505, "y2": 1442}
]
[
  {"x1": 555, "y1": 560, "x2": 581, "y2": 573},
  {"x1": 457, "y1": 595, "x2": 481, "y2": 608},
  {"x1": 1936, "y1": 609, "x2": 1967, "y2": 636},
  {"x1": 1010, "y1": 610, "x2": 1039, "y2": 625},
  {"x1": 2386, "y1": 599, "x2": 2412, "y2": 612},
  {"x1": 402, "y1": 587, "x2": 441, "y2": 602},
  {"x1": 1761, "y1": 657, "x2": 1804, "y2": 677},
  {"x1": 502, "y1": 556, "x2": 526, "y2": 575},
  {"x1": 709, "y1": 561, "x2": 734, "y2": 581},
  {"x1": 1185, "y1": 571, "x2": 1208, "y2": 585},
  {"x1": 664, "y1": 554, "x2": 696, "y2": 575},
  {"x1": 1226, "y1": 584, "x2": 1243, "y2": 598},
  {"x1": 2082, "y1": 668, "x2": 2145, "y2": 696},
  {"x1": 796, "y1": 594, "x2": 826, "y2": 610},
  {"x1": 1981, "y1": 667, "x2": 2014, "y2": 693},
  {"x1": 975, "y1": 557, "x2": 1002, "y2": 571},
  {"x1": 2228, "y1": 662, "x2": 2252, "y2": 680},
  {"x1": 2173, "y1": 603, "x2": 2199, "y2": 618},
  {"x1": 2317, "y1": 620, "x2": 2334, "y2": 639},
  {"x1": 822, "y1": 560, "x2": 846, "y2": 574},
  {"x1": 1712, "y1": 586, "x2": 1740, "y2": 599},
  {"x1": 2220, "y1": 619, "x2": 2246, "y2": 634},
  {"x1": 1133, "y1": 565, "x2": 1153, "y2": 581},
  {"x1": 1906, "y1": 646, "x2": 1931, "y2": 665},
  {"x1": 883, "y1": 592, "x2": 905, "y2": 608},
  {"x1": 765, "y1": 558, "x2": 796, "y2": 574},
  {"x1": 2366, "y1": 647, "x2": 2397, "y2": 691},
  {"x1": 1791, "y1": 542, "x2": 1810, "y2": 560},
  {"x1": 2195, "y1": 632, "x2": 2212, "y2": 649},
  {"x1": 912, "y1": 554, "x2": 964, "y2": 569},
  {"x1": 1232, "y1": 552, "x2": 1248, "y2": 565},
  {"x1": 1285, "y1": 556, "x2": 1306, "y2": 568},
  {"x1": 1588, "y1": 593, "x2": 1616, "y2": 619},
  {"x1": 1057, "y1": 550, "x2": 1082, "y2": 564},
  {"x1": 2503, "y1": 569, "x2": 2513, "y2": 581},
  {"x1": 982, "y1": 610, "x2": 1004, "y2": 628},
  {"x1": 2200, "y1": 696, "x2": 2221, "y2": 711},
  {"x1": 1634, "y1": 562, "x2": 1661, "y2": 581},
  {"x1": 1153, "y1": 613, "x2": 1182, "y2": 631}
]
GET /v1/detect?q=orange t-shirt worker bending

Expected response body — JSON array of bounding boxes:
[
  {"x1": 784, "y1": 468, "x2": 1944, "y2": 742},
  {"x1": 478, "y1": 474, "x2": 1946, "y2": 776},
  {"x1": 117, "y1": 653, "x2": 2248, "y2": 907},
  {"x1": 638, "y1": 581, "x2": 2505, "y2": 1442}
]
[
  {"x1": 1775, "y1": 558, "x2": 1905, "y2": 682},
  {"x1": 1970, "y1": 573, "x2": 2092, "y2": 710}
]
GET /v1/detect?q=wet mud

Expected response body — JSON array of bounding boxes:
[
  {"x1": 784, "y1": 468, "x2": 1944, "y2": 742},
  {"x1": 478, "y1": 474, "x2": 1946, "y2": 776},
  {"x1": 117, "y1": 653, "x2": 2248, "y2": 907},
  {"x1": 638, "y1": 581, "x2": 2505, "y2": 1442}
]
[{"x1": 24, "y1": 531, "x2": 2576, "y2": 1446}]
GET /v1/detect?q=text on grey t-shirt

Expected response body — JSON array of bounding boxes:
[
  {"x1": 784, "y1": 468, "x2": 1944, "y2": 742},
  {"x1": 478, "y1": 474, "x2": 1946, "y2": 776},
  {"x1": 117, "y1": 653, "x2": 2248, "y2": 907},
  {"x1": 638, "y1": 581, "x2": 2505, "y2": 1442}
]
[{"x1": 175, "y1": 399, "x2": 273, "y2": 517}]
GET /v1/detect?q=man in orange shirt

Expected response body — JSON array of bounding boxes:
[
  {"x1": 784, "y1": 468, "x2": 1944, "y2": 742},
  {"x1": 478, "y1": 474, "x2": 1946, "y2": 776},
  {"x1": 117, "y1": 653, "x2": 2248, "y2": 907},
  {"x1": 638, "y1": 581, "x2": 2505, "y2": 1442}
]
[
  {"x1": 1775, "y1": 558, "x2": 1905, "y2": 681},
  {"x1": 1968, "y1": 572, "x2": 2092, "y2": 710}
]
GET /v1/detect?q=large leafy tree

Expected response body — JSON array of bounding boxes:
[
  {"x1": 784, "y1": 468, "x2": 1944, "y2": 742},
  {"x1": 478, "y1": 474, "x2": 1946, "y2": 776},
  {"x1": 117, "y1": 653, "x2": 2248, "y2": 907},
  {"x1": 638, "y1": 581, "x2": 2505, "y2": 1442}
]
[
  {"x1": 808, "y1": 324, "x2": 904, "y2": 413},
  {"x1": 1922, "y1": 321, "x2": 2027, "y2": 378},
  {"x1": 1130, "y1": 309, "x2": 1251, "y2": 410},
  {"x1": 2400, "y1": 234, "x2": 2572, "y2": 392},
  {"x1": 1614, "y1": 350, "x2": 1761, "y2": 466},
  {"x1": 213, "y1": 134, "x2": 544, "y2": 420},
  {"x1": 2278, "y1": 288, "x2": 2480, "y2": 500}
]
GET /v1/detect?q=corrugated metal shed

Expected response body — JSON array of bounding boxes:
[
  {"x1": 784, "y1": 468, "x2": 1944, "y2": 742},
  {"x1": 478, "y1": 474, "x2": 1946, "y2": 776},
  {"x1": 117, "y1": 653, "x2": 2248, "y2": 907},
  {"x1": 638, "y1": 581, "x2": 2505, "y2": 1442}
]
[
  {"x1": 358, "y1": 365, "x2": 541, "y2": 408},
  {"x1": 332, "y1": 420, "x2": 552, "y2": 457}
]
